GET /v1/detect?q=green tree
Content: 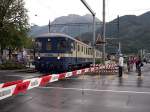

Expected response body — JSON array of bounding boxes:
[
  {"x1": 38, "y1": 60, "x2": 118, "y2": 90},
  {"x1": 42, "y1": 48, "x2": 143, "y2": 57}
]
[{"x1": 0, "y1": 0, "x2": 29, "y2": 57}]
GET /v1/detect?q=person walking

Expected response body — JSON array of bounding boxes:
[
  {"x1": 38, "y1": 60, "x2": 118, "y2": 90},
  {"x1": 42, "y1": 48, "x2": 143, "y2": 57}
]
[
  {"x1": 126, "y1": 57, "x2": 130, "y2": 72},
  {"x1": 118, "y1": 54, "x2": 124, "y2": 77},
  {"x1": 136, "y1": 56, "x2": 143, "y2": 77}
]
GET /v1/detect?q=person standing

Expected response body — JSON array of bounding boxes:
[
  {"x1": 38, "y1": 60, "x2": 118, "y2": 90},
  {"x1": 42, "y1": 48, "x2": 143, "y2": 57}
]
[
  {"x1": 118, "y1": 54, "x2": 124, "y2": 77},
  {"x1": 126, "y1": 57, "x2": 130, "y2": 72},
  {"x1": 136, "y1": 56, "x2": 143, "y2": 77}
]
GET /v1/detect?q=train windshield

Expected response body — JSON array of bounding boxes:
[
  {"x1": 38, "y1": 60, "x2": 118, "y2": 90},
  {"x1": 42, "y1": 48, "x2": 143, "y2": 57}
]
[
  {"x1": 55, "y1": 37, "x2": 70, "y2": 51},
  {"x1": 35, "y1": 41, "x2": 42, "y2": 51},
  {"x1": 46, "y1": 39, "x2": 52, "y2": 50},
  {"x1": 56, "y1": 40, "x2": 66, "y2": 50},
  {"x1": 35, "y1": 37, "x2": 72, "y2": 52}
]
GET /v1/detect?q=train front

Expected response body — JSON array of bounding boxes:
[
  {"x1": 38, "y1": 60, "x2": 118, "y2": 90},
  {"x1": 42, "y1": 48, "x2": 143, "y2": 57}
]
[{"x1": 34, "y1": 33, "x2": 73, "y2": 73}]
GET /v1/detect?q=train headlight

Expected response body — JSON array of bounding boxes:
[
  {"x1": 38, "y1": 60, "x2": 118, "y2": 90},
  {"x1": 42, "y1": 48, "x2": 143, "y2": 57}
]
[
  {"x1": 38, "y1": 56, "x2": 41, "y2": 59},
  {"x1": 57, "y1": 56, "x2": 60, "y2": 60}
]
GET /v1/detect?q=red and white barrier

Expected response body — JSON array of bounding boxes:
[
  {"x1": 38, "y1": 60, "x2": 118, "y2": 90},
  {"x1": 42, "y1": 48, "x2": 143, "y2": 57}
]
[
  {"x1": 0, "y1": 68, "x2": 92, "y2": 100},
  {"x1": 0, "y1": 64, "x2": 118, "y2": 101},
  {"x1": 91, "y1": 64, "x2": 118, "y2": 73}
]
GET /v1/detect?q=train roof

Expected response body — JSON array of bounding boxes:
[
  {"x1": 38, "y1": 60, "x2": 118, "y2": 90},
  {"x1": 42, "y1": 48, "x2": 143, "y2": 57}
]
[
  {"x1": 36, "y1": 33, "x2": 71, "y2": 38},
  {"x1": 35, "y1": 33, "x2": 92, "y2": 48}
]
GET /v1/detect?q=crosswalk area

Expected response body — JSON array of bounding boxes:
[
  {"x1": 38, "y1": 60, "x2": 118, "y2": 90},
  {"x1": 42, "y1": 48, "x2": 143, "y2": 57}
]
[
  {"x1": 77, "y1": 73, "x2": 131, "y2": 80},
  {"x1": 70, "y1": 73, "x2": 146, "y2": 87}
]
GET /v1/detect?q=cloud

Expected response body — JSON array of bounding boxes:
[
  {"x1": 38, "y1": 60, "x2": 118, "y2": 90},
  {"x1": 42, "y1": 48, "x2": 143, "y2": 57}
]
[{"x1": 25, "y1": 0, "x2": 150, "y2": 26}]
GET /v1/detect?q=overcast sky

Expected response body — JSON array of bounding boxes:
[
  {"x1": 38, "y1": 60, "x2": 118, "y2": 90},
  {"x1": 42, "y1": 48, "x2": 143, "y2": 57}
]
[{"x1": 25, "y1": 0, "x2": 150, "y2": 26}]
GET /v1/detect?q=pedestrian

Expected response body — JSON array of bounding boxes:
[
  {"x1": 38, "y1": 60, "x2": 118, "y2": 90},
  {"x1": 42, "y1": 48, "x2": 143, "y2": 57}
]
[
  {"x1": 143, "y1": 58, "x2": 147, "y2": 64},
  {"x1": 130, "y1": 56, "x2": 134, "y2": 71},
  {"x1": 126, "y1": 57, "x2": 130, "y2": 72},
  {"x1": 136, "y1": 56, "x2": 143, "y2": 77},
  {"x1": 118, "y1": 54, "x2": 124, "y2": 77},
  {"x1": 135, "y1": 56, "x2": 138, "y2": 72}
]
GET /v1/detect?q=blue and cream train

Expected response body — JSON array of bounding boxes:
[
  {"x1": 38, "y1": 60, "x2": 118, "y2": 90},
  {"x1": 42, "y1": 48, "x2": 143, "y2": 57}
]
[{"x1": 34, "y1": 33, "x2": 102, "y2": 73}]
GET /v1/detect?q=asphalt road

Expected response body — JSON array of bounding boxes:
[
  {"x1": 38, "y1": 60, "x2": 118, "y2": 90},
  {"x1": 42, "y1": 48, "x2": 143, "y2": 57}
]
[
  {"x1": 0, "y1": 70, "x2": 42, "y2": 83},
  {"x1": 1, "y1": 63, "x2": 150, "y2": 112}
]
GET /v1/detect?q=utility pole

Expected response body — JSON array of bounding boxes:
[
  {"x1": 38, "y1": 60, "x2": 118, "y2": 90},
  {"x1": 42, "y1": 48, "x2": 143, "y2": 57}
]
[
  {"x1": 93, "y1": 15, "x2": 96, "y2": 65},
  {"x1": 102, "y1": 0, "x2": 106, "y2": 64},
  {"x1": 48, "y1": 20, "x2": 51, "y2": 33},
  {"x1": 117, "y1": 15, "x2": 121, "y2": 54},
  {"x1": 80, "y1": 0, "x2": 96, "y2": 65}
]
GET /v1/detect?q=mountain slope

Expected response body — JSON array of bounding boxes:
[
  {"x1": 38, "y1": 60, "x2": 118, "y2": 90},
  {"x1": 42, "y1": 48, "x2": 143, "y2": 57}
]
[
  {"x1": 79, "y1": 11, "x2": 150, "y2": 53},
  {"x1": 29, "y1": 14, "x2": 101, "y2": 37}
]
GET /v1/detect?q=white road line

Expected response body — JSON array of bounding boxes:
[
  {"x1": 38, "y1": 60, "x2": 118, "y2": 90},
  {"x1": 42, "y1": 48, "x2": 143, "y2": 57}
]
[
  {"x1": 39, "y1": 86, "x2": 150, "y2": 95},
  {"x1": 5, "y1": 75, "x2": 26, "y2": 77}
]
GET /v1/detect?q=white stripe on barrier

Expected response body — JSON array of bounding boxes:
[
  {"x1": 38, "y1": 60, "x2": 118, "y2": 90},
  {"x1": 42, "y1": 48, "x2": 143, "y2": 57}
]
[
  {"x1": 65, "y1": 72, "x2": 73, "y2": 78},
  {"x1": 85, "y1": 68, "x2": 89, "y2": 73},
  {"x1": 77, "y1": 70, "x2": 82, "y2": 75},
  {"x1": 50, "y1": 74, "x2": 59, "y2": 82},
  {"x1": 91, "y1": 67, "x2": 95, "y2": 72},
  {"x1": 0, "y1": 85, "x2": 16, "y2": 100},
  {"x1": 0, "y1": 65, "x2": 119, "y2": 101},
  {"x1": 26, "y1": 78, "x2": 42, "y2": 90}
]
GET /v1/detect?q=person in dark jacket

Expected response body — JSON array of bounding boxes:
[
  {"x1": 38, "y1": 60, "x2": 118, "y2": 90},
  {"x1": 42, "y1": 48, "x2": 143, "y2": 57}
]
[
  {"x1": 136, "y1": 56, "x2": 143, "y2": 76},
  {"x1": 126, "y1": 57, "x2": 130, "y2": 72}
]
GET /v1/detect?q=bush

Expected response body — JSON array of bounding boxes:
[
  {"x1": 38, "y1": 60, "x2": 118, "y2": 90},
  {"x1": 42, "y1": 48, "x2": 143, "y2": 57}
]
[{"x1": 0, "y1": 61, "x2": 26, "y2": 70}]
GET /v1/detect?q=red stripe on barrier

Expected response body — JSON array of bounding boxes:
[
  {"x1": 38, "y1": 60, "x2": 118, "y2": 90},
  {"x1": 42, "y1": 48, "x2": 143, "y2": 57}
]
[
  {"x1": 40, "y1": 75, "x2": 51, "y2": 86},
  {"x1": 13, "y1": 81, "x2": 30, "y2": 95},
  {"x1": 58, "y1": 73, "x2": 66, "y2": 79},
  {"x1": 81, "y1": 69, "x2": 85, "y2": 74},
  {"x1": 72, "y1": 70, "x2": 77, "y2": 76},
  {"x1": 2, "y1": 80, "x2": 23, "y2": 88}
]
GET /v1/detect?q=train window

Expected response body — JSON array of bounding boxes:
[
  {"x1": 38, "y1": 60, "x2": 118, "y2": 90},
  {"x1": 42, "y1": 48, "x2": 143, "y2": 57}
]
[
  {"x1": 71, "y1": 42, "x2": 75, "y2": 50},
  {"x1": 88, "y1": 49, "x2": 90, "y2": 55},
  {"x1": 86, "y1": 48, "x2": 88, "y2": 54},
  {"x1": 35, "y1": 41, "x2": 42, "y2": 50},
  {"x1": 78, "y1": 45, "x2": 80, "y2": 51},
  {"x1": 47, "y1": 41, "x2": 52, "y2": 50},
  {"x1": 89, "y1": 49, "x2": 90, "y2": 55},
  {"x1": 81, "y1": 46, "x2": 83, "y2": 52},
  {"x1": 84, "y1": 47, "x2": 86, "y2": 54}
]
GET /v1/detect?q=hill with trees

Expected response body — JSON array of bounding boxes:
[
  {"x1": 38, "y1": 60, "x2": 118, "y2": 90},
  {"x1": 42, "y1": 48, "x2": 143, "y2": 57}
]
[{"x1": 79, "y1": 11, "x2": 150, "y2": 54}]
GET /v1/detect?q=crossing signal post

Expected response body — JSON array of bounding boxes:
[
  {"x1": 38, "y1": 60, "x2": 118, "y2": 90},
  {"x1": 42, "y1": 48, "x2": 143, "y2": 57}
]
[{"x1": 80, "y1": 0, "x2": 96, "y2": 65}]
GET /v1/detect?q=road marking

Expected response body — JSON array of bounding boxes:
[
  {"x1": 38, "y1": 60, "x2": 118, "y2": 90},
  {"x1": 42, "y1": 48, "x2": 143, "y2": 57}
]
[
  {"x1": 108, "y1": 75, "x2": 116, "y2": 80},
  {"x1": 123, "y1": 74, "x2": 128, "y2": 79},
  {"x1": 39, "y1": 86, "x2": 150, "y2": 95},
  {"x1": 6, "y1": 75, "x2": 26, "y2": 77},
  {"x1": 136, "y1": 75, "x2": 144, "y2": 79}
]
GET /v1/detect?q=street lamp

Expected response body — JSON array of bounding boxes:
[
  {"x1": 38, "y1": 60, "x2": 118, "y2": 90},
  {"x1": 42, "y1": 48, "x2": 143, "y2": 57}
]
[{"x1": 80, "y1": 0, "x2": 96, "y2": 65}]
